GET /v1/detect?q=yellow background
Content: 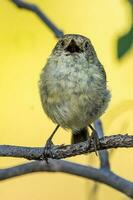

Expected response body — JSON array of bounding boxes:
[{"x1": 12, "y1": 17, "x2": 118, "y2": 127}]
[{"x1": 0, "y1": 0, "x2": 133, "y2": 199}]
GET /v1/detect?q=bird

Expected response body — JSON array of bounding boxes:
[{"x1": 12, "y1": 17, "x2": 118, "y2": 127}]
[{"x1": 39, "y1": 34, "x2": 111, "y2": 153}]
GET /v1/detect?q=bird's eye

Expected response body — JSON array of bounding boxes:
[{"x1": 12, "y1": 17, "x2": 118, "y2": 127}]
[
  {"x1": 60, "y1": 40, "x2": 65, "y2": 47},
  {"x1": 84, "y1": 41, "x2": 90, "y2": 50}
]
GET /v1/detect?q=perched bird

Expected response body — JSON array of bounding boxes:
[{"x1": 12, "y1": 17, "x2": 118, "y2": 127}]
[{"x1": 39, "y1": 34, "x2": 111, "y2": 149}]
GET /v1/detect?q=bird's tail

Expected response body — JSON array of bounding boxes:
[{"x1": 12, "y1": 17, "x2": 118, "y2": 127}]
[{"x1": 71, "y1": 127, "x2": 89, "y2": 144}]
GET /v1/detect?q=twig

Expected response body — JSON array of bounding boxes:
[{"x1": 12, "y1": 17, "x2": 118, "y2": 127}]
[
  {"x1": 0, "y1": 159, "x2": 133, "y2": 198},
  {"x1": 89, "y1": 119, "x2": 110, "y2": 200},
  {"x1": 94, "y1": 120, "x2": 110, "y2": 169},
  {"x1": 0, "y1": 134, "x2": 133, "y2": 160},
  {"x1": 11, "y1": 0, "x2": 64, "y2": 38}
]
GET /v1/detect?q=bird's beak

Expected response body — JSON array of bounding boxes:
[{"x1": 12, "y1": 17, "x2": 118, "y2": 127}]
[{"x1": 65, "y1": 39, "x2": 83, "y2": 53}]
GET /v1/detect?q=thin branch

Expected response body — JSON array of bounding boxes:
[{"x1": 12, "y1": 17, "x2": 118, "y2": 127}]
[
  {"x1": 89, "y1": 119, "x2": 110, "y2": 200},
  {"x1": 94, "y1": 120, "x2": 110, "y2": 169},
  {"x1": 0, "y1": 159, "x2": 133, "y2": 198},
  {"x1": 11, "y1": 0, "x2": 64, "y2": 38},
  {"x1": 0, "y1": 134, "x2": 133, "y2": 160}
]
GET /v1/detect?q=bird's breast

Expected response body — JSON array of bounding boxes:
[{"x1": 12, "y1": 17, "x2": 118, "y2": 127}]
[
  {"x1": 39, "y1": 54, "x2": 109, "y2": 129},
  {"x1": 48, "y1": 54, "x2": 105, "y2": 96}
]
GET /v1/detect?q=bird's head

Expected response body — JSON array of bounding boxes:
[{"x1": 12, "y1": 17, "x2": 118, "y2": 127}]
[{"x1": 52, "y1": 34, "x2": 98, "y2": 62}]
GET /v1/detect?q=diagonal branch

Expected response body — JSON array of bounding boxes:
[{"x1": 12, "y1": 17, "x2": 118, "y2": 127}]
[
  {"x1": 0, "y1": 134, "x2": 133, "y2": 160},
  {"x1": 0, "y1": 159, "x2": 133, "y2": 198},
  {"x1": 11, "y1": 0, "x2": 64, "y2": 38},
  {"x1": 94, "y1": 120, "x2": 110, "y2": 169}
]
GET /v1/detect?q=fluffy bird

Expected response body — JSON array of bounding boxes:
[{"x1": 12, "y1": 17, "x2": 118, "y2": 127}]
[{"x1": 39, "y1": 34, "x2": 111, "y2": 148}]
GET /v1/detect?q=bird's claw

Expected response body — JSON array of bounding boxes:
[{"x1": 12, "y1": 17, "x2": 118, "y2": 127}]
[
  {"x1": 42, "y1": 139, "x2": 54, "y2": 163},
  {"x1": 91, "y1": 129, "x2": 100, "y2": 156}
]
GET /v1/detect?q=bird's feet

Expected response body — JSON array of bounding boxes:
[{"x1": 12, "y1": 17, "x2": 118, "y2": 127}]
[
  {"x1": 42, "y1": 138, "x2": 54, "y2": 163},
  {"x1": 41, "y1": 125, "x2": 60, "y2": 163},
  {"x1": 90, "y1": 126, "x2": 100, "y2": 155}
]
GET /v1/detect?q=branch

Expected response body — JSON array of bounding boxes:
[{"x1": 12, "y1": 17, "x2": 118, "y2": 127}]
[
  {"x1": 90, "y1": 120, "x2": 110, "y2": 199},
  {"x1": 0, "y1": 134, "x2": 133, "y2": 160},
  {"x1": 0, "y1": 159, "x2": 133, "y2": 198},
  {"x1": 11, "y1": 0, "x2": 64, "y2": 38},
  {"x1": 94, "y1": 120, "x2": 110, "y2": 169}
]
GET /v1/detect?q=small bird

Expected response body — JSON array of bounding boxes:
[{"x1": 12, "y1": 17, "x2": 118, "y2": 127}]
[{"x1": 39, "y1": 34, "x2": 111, "y2": 151}]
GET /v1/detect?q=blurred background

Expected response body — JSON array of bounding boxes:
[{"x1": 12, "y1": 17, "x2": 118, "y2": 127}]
[{"x1": 0, "y1": 0, "x2": 133, "y2": 199}]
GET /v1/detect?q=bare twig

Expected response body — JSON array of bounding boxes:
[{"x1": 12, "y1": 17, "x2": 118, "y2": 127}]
[
  {"x1": 94, "y1": 120, "x2": 110, "y2": 169},
  {"x1": 0, "y1": 134, "x2": 133, "y2": 160},
  {"x1": 89, "y1": 119, "x2": 110, "y2": 199},
  {"x1": 11, "y1": 0, "x2": 64, "y2": 38},
  {"x1": 0, "y1": 159, "x2": 133, "y2": 198}
]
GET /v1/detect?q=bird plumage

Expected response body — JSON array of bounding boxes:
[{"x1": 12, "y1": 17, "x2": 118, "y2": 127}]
[{"x1": 39, "y1": 34, "x2": 111, "y2": 144}]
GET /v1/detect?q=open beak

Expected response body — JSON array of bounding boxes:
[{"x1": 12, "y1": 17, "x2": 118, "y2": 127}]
[{"x1": 65, "y1": 39, "x2": 83, "y2": 53}]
